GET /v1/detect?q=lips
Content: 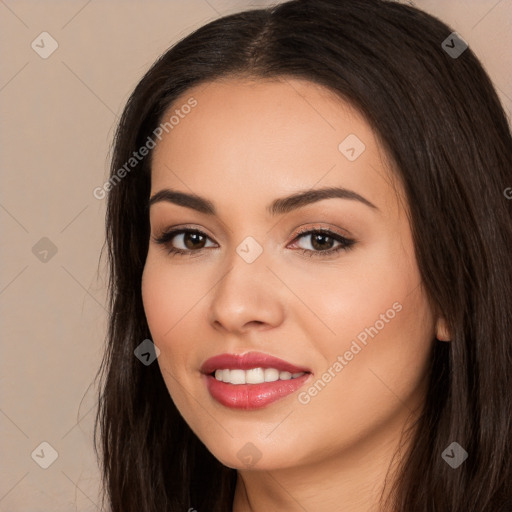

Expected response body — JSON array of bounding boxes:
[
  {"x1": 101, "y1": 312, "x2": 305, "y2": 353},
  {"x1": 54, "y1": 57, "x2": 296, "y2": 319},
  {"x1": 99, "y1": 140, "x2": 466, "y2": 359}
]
[
  {"x1": 200, "y1": 352, "x2": 311, "y2": 375},
  {"x1": 201, "y1": 352, "x2": 312, "y2": 410}
]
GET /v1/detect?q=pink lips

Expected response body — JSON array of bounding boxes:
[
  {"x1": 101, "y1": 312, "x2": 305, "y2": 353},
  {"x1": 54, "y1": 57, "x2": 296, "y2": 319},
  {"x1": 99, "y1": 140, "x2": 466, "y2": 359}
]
[
  {"x1": 201, "y1": 352, "x2": 311, "y2": 375},
  {"x1": 201, "y1": 352, "x2": 312, "y2": 410}
]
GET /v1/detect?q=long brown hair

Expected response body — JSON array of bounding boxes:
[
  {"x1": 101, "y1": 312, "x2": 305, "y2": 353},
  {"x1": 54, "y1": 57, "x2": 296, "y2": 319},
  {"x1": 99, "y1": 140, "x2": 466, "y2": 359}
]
[{"x1": 94, "y1": 0, "x2": 512, "y2": 510}]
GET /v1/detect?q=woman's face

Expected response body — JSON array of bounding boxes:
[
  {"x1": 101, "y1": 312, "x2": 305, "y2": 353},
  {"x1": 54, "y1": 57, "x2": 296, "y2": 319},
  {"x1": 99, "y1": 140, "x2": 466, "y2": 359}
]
[{"x1": 142, "y1": 77, "x2": 445, "y2": 471}]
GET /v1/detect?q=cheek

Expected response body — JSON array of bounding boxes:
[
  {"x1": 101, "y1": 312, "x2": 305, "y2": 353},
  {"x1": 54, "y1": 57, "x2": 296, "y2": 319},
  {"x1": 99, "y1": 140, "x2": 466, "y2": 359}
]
[
  {"x1": 141, "y1": 259, "x2": 201, "y2": 396},
  {"x1": 141, "y1": 258, "x2": 204, "y2": 412},
  {"x1": 282, "y1": 248, "x2": 420, "y2": 359},
  {"x1": 294, "y1": 288, "x2": 434, "y2": 455},
  {"x1": 141, "y1": 263, "x2": 173, "y2": 340},
  {"x1": 141, "y1": 256, "x2": 206, "y2": 341},
  {"x1": 293, "y1": 236, "x2": 434, "y2": 413},
  {"x1": 141, "y1": 255, "x2": 217, "y2": 394}
]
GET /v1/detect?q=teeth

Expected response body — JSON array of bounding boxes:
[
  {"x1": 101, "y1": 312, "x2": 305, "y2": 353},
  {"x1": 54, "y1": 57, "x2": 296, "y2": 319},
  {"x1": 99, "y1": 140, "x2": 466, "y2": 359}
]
[
  {"x1": 213, "y1": 367, "x2": 306, "y2": 385},
  {"x1": 246, "y1": 367, "x2": 265, "y2": 384},
  {"x1": 229, "y1": 369, "x2": 246, "y2": 385},
  {"x1": 264, "y1": 368, "x2": 279, "y2": 382}
]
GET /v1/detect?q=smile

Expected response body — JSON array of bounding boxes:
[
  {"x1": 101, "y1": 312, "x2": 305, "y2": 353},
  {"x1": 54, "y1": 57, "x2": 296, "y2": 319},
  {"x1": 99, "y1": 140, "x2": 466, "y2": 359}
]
[
  {"x1": 201, "y1": 352, "x2": 312, "y2": 409},
  {"x1": 213, "y1": 368, "x2": 306, "y2": 384}
]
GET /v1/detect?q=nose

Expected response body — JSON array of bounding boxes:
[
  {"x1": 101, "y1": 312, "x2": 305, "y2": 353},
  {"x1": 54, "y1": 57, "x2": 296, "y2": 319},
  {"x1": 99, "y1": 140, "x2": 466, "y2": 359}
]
[{"x1": 208, "y1": 249, "x2": 285, "y2": 335}]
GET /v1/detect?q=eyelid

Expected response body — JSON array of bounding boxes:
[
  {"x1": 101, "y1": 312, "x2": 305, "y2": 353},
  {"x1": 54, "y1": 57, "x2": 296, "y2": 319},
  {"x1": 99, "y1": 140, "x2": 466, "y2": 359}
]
[
  {"x1": 153, "y1": 222, "x2": 351, "y2": 241},
  {"x1": 152, "y1": 223, "x2": 217, "y2": 242},
  {"x1": 293, "y1": 223, "x2": 354, "y2": 239},
  {"x1": 289, "y1": 225, "x2": 356, "y2": 255},
  {"x1": 152, "y1": 223, "x2": 356, "y2": 257}
]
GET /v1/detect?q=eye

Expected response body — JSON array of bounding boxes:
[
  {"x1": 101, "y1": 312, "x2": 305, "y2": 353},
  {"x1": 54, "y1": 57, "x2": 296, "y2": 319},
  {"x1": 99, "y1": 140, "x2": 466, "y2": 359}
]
[
  {"x1": 152, "y1": 225, "x2": 356, "y2": 258},
  {"x1": 152, "y1": 227, "x2": 217, "y2": 256},
  {"x1": 289, "y1": 227, "x2": 356, "y2": 257}
]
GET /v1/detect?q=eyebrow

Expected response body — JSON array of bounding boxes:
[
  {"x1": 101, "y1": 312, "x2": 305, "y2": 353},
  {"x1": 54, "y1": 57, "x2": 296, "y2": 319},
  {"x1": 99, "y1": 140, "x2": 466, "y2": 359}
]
[{"x1": 148, "y1": 186, "x2": 379, "y2": 215}]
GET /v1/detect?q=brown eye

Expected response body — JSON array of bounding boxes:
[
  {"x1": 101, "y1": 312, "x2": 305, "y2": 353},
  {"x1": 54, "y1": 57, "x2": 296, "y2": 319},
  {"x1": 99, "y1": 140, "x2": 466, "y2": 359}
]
[
  {"x1": 182, "y1": 232, "x2": 207, "y2": 250},
  {"x1": 153, "y1": 228, "x2": 216, "y2": 256},
  {"x1": 291, "y1": 228, "x2": 356, "y2": 258},
  {"x1": 309, "y1": 233, "x2": 336, "y2": 251}
]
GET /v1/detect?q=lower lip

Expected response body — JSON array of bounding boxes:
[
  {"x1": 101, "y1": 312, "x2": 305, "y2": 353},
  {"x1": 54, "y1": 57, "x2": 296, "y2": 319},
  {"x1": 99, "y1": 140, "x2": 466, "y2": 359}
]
[{"x1": 204, "y1": 373, "x2": 311, "y2": 410}]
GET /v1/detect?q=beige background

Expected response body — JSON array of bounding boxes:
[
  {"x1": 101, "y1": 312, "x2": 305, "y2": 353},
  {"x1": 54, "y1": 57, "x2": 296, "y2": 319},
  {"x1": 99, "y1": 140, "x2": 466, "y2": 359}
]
[{"x1": 0, "y1": 0, "x2": 510, "y2": 510}]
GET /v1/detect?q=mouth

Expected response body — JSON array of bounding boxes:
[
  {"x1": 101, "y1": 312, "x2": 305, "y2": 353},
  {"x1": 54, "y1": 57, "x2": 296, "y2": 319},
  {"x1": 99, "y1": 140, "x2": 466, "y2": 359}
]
[
  {"x1": 209, "y1": 368, "x2": 307, "y2": 384},
  {"x1": 201, "y1": 352, "x2": 312, "y2": 410}
]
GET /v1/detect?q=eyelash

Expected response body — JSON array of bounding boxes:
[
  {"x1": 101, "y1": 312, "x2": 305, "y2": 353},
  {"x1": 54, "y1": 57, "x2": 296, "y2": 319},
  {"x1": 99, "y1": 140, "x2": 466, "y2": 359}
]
[{"x1": 153, "y1": 225, "x2": 356, "y2": 258}]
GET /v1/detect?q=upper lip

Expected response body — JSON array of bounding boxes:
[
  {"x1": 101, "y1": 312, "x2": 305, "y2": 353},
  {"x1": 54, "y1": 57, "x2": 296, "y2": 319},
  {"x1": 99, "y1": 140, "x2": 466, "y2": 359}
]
[{"x1": 201, "y1": 351, "x2": 312, "y2": 375}]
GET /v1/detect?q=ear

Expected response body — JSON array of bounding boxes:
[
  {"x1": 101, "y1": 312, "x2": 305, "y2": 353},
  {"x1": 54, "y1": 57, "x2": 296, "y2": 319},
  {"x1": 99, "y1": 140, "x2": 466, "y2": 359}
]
[{"x1": 435, "y1": 316, "x2": 451, "y2": 342}]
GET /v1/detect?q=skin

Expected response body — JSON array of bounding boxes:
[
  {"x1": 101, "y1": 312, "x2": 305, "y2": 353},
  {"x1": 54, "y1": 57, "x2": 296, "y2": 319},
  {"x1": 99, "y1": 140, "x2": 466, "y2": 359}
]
[{"x1": 141, "y1": 77, "x2": 450, "y2": 512}]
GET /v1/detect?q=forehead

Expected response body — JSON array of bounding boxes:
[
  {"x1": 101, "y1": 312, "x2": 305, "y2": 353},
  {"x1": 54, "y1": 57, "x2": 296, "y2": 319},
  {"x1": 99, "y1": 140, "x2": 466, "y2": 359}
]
[{"x1": 150, "y1": 77, "x2": 400, "y2": 215}]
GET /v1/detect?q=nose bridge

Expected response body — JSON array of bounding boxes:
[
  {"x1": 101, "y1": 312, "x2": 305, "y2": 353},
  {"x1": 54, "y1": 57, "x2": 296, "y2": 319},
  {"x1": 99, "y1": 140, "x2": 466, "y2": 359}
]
[{"x1": 208, "y1": 236, "x2": 284, "y2": 331}]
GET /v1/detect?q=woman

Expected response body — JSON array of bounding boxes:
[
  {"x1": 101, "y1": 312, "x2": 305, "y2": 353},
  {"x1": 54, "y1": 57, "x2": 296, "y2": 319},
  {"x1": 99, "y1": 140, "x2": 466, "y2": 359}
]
[{"x1": 94, "y1": 0, "x2": 512, "y2": 510}]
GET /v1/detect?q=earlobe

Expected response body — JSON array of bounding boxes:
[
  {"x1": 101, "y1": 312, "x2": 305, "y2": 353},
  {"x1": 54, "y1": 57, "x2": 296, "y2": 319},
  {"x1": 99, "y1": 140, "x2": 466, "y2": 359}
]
[{"x1": 435, "y1": 317, "x2": 451, "y2": 342}]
